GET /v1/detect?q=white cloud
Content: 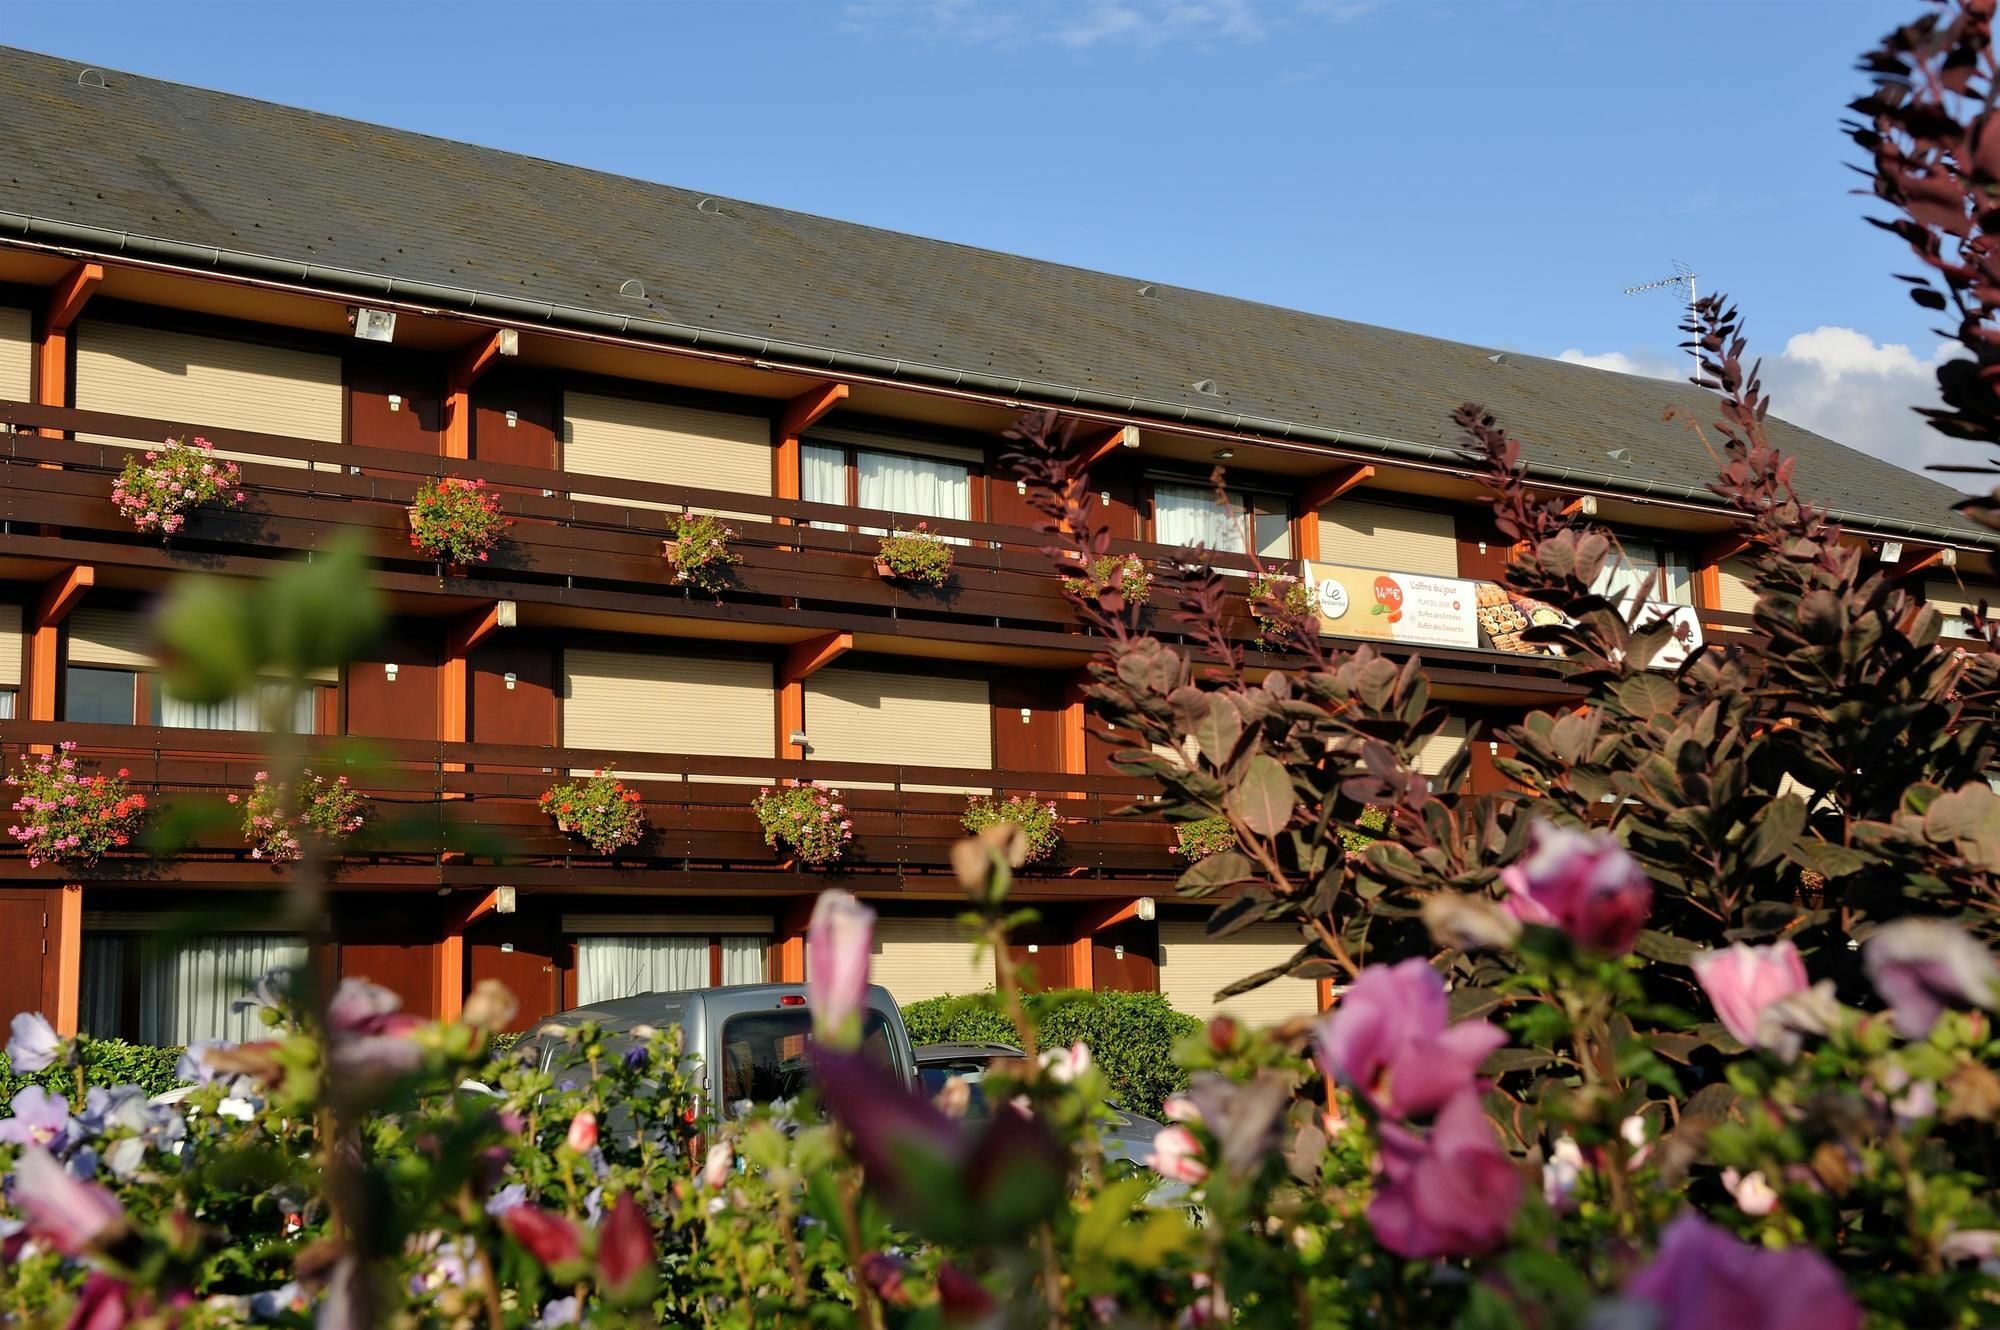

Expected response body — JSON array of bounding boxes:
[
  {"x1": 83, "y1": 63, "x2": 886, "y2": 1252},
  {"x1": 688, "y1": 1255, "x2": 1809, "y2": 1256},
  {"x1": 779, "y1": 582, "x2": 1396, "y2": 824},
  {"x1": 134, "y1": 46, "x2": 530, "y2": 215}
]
[
  {"x1": 1559, "y1": 327, "x2": 1995, "y2": 490},
  {"x1": 839, "y1": 0, "x2": 1368, "y2": 48}
]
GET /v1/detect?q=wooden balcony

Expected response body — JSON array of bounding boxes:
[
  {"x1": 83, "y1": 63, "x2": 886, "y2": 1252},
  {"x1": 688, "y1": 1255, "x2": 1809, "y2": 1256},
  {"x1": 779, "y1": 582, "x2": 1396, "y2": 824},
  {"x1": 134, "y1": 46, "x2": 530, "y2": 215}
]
[
  {"x1": 0, "y1": 719, "x2": 1185, "y2": 898},
  {"x1": 0, "y1": 399, "x2": 1578, "y2": 697}
]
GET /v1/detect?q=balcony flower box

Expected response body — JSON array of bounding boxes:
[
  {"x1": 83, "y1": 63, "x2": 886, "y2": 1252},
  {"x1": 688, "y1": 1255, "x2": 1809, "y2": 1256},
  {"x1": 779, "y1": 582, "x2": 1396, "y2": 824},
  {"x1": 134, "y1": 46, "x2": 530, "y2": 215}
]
[
  {"x1": 231, "y1": 768, "x2": 367, "y2": 864},
  {"x1": 540, "y1": 770, "x2": 646, "y2": 855},
  {"x1": 1062, "y1": 553, "x2": 1151, "y2": 609},
  {"x1": 961, "y1": 793, "x2": 1063, "y2": 866},
  {"x1": 111, "y1": 435, "x2": 245, "y2": 537},
  {"x1": 875, "y1": 523, "x2": 954, "y2": 587},
  {"x1": 751, "y1": 781, "x2": 852, "y2": 868},
  {"x1": 5, "y1": 743, "x2": 147, "y2": 869},
  {"x1": 662, "y1": 511, "x2": 740, "y2": 595},
  {"x1": 407, "y1": 475, "x2": 509, "y2": 569},
  {"x1": 1247, "y1": 572, "x2": 1317, "y2": 650}
]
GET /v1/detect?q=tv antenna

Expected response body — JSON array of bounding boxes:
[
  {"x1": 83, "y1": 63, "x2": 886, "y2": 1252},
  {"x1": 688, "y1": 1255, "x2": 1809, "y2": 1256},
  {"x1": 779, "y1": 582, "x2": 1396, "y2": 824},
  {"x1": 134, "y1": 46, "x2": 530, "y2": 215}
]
[{"x1": 1623, "y1": 259, "x2": 1700, "y2": 378}]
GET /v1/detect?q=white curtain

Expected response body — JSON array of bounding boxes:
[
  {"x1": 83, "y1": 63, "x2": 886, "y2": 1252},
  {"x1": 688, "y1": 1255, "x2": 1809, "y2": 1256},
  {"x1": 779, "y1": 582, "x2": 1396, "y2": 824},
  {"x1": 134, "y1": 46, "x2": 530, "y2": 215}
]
[
  {"x1": 719, "y1": 936, "x2": 767, "y2": 986},
  {"x1": 138, "y1": 935, "x2": 307, "y2": 1046},
  {"x1": 1592, "y1": 544, "x2": 1692, "y2": 608},
  {"x1": 80, "y1": 935, "x2": 127, "y2": 1040},
  {"x1": 0, "y1": 690, "x2": 14, "y2": 719},
  {"x1": 857, "y1": 450, "x2": 969, "y2": 539},
  {"x1": 802, "y1": 443, "x2": 848, "y2": 532},
  {"x1": 576, "y1": 935, "x2": 708, "y2": 1005},
  {"x1": 1155, "y1": 482, "x2": 1247, "y2": 554},
  {"x1": 161, "y1": 683, "x2": 314, "y2": 734}
]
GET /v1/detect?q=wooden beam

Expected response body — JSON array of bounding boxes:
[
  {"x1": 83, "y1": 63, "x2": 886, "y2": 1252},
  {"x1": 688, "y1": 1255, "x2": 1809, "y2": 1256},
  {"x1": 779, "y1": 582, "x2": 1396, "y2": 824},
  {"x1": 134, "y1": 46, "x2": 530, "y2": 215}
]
[
  {"x1": 1891, "y1": 546, "x2": 1958, "y2": 579},
  {"x1": 778, "y1": 632, "x2": 852, "y2": 760},
  {"x1": 45, "y1": 263, "x2": 103, "y2": 335},
  {"x1": 775, "y1": 382, "x2": 849, "y2": 504},
  {"x1": 1295, "y1": 465, "x2": 1374, "y2": 561},
  {"x1": 442, "y1": 330, "x2": 514, "y2": 460},
  {"x1": 1078, "y1": 425, "x2": 1138, "y2": 471},
  {"x1": 436, "y1": 888, "x2": 501, "y2": 1023},
  {"x1": 28, "y1": 565, "x2": 93, "y2": 724},
  {"x1": 773, "y1": 896, "x2": 815, "y2": 983},
  {"x1": 36, "y1": 263, "x2": 103, "y2": 440}
]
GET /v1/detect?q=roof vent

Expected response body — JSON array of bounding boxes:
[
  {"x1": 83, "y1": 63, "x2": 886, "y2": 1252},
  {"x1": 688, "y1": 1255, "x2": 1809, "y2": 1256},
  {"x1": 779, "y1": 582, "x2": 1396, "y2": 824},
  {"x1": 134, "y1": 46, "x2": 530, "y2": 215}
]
[
  {"x1": 1137, "y1": 283, "x2": 1159, "y2": 297},
  {"x1": 617, "y1": 279, "x2": 647, "y2": 300},
  {"x1": 77, "y1": 68, "x2": 107, "y2": 89},
  {"x1": 1487, "y1": 352, "x2": 1509, "y2": 365},
  {"x1": 1606, "y1": 447, "x2": 1633, "y2": 464},
  {"x1": 696, "y1": 197, "x2": 725, "y2": 216},
  {"x1": 1191, "y1": 378, "x2": 1220, "y2": 396}
]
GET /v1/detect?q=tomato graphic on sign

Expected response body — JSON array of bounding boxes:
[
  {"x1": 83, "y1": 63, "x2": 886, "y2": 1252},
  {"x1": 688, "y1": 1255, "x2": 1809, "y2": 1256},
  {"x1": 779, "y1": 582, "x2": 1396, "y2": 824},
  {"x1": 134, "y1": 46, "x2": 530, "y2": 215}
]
[{"x1": 1370, "y1": 575, "x2": 1404, "y2": 624}]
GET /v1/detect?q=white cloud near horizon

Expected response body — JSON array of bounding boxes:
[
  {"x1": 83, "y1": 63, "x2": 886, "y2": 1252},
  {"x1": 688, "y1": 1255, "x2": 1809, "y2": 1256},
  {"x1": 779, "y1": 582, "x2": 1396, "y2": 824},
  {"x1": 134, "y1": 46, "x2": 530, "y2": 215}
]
[
  {"x1": 1557, "y1": 327, "x2": 1996, "y2": 491},
  {"x1": 838, "y1": 0, "x2": 1374, "y2": 48}
]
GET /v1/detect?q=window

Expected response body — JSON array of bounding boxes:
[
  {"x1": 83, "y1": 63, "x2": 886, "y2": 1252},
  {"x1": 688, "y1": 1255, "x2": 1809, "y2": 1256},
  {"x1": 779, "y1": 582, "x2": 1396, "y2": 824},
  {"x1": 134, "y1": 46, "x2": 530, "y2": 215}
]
[
  {"x1": 716, "y1": 1008, "x2": 897, "y2": 1114},
  {"x1": 0, "y1": 689, "x2": 13, "y2": 719},
  {"x1": 79, "y1": 932, "x2": 307, "y2": 1046},
  {"x1": 802, "y1": 439, "x2": 975, "y2": 534},
  {"x1": 1591, "y1": 540, "x2": 1692, "y2": 607},
  {"x1": 63, "y1": 666, "x2": 328, "y2": 732},
  {"x1": 1152, "y1": 482, "x2": 1291, "y2": 560},
  {"x1": 574, "y1": 933, "x2": 769, "y2": 1006}
]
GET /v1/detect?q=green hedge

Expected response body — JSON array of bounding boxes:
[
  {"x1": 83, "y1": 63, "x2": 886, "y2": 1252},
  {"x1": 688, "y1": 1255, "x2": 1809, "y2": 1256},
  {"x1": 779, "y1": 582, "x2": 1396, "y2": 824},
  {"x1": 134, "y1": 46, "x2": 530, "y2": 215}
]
[
  {"x1": 901, "y1": 989, "x2": 1201, "y2": 1118},
  {"x1": 0, "y1": 1040, "x2": 187, "y2": 1105}
]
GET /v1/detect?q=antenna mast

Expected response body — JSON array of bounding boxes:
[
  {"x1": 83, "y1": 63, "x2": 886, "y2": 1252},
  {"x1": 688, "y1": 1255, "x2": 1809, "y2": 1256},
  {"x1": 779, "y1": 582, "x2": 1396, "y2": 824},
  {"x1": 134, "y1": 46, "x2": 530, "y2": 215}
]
[{"x1": 1622, "y1": 259, "x2": 1700, "y2": 379}]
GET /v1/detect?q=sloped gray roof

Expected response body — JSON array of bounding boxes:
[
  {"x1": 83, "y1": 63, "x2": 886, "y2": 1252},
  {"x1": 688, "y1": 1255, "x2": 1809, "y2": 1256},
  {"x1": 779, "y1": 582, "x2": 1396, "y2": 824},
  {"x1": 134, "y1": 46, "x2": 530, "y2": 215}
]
[{"x1": 0, "y1": 45, "x2": 1984, "y2": 543}]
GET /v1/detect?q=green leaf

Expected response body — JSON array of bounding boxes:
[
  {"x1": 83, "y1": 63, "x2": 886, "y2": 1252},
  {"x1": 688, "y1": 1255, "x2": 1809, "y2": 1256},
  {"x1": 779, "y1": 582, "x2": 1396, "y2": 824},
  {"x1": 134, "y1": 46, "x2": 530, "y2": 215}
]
[
  {"x1": 1633, "y1": 929, "x2": 1699, "y2": 967},
  {"x1": 1175, "y1": 850, "x2": 1255, "y2": 897},
  {"x1": 154, "y1": 578, "x2": 261, "y2": 704},
  {"x1": 1227, "y1": 753, "x2": 1296, "y2": 837},
  {"x1": 1787, "y1": 839, "x2": 1868, "y2": 878},
  {"x1": 1613, "y1": 673, "x2": 1678, "y2": 720},
  {"x1": 1189, "y1": 695, "x2": 1242, "y2": 768},
  {"x1": 1744, "y1": 794, "x2": 1806, "y2": 868}
]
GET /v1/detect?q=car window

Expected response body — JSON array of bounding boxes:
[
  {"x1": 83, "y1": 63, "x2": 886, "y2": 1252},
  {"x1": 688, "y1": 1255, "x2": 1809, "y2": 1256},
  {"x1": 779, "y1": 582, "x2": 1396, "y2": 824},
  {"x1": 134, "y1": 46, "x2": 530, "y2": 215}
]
[
  {"x1": 916, "y1": 1061, "x2": 993, "y2": 1119},
  {"x1": 717, "y1": 1009, "x2": 896, "y2": 1115}
]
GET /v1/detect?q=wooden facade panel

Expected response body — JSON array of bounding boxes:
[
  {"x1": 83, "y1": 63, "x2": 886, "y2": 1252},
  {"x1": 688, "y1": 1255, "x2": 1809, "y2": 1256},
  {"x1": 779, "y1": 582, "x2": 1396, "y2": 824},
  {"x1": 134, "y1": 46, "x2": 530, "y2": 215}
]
[
  {"x1": 0, "y1": 305, "x2": 29, "y2": 402},
  {"x1": 990, "y1": 674, "x2": 1065, "y2": 775},
  {"x1": 346, "y1": 346, "x2": 443, "y2": 454},
  {"x1": 1317, "y1": 497, "x2": 1460, "y2": 577},
  {"x1": 1157, "y1": 919, "x2": 1318, "y2": 1024},
  {"x1": 474, "y1": 370, "x2": 560, "y2": 471},
  {"x1": 73, "y1": 321, "x2": 342, "y2": 464},
  {"x1": 0, "y1": 889, "x2": 53, "y2": 1026},
  {"x1": 1092, "y1": 917, "x2": 1159, "y2": 993},
  {"x1": 336, "y1": 898, "x2": 440, "y2": 1019},
  {"x1": 346, "y1": 627, "x2": 442, "y2": 742},
  {"x1": 1454, "y1": 511, "x2": 1511, "y2": 583},
  {"x1": 466, "y1": 903, "x2": 563, "y2": 1031},
  {"x1": 470, "y1": 637, "x2": 557, "y2": 750}
]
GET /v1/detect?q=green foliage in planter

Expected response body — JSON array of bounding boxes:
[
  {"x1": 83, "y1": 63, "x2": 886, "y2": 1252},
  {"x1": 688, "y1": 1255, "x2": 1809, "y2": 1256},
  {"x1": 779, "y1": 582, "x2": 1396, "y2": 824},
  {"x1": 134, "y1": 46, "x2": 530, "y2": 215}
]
[
  {"x1": 1174, "y1": 815, "x2": 1238, "y2": 861},
  {"x1": 900, "y1": 988, "x2": 1201, "y2": 1118},
  {"x1": 539, "y1": 769, "x2": 647, "y2": 854},
  {"x1": 111, "y1": 435, "x2": 244, "y2": 536},
  {"x1": 1063, "y1": 553, "x2": 1151, "y2": 608},
  {"x1": 1246, "y1": 572, "x2": 1317, "y2": 650},
  {"x1": 1339, "y1": 803, "x2": 1389, "y2": 856},
  {"x1": 750, "y1": 781, "x2": 853, "y2": 866},
  {"x1": 5, "y1": 742, "x2": 148, "y2": 869},
  {"x1": 236, "y1": 768, "x2": 367, "y2": 864},
  {"x1": 961, "y1": 794, "x2": 1062, "y2": 865},
  {"x1": 666, "y1": 510, "x2": 740, "y2": 594},
  {"x1": 406, "y1": 475, "x2": 509, "y2": 565},
  {"x1": 876, "y1": 523, "x2": 954, "y2": 586}
]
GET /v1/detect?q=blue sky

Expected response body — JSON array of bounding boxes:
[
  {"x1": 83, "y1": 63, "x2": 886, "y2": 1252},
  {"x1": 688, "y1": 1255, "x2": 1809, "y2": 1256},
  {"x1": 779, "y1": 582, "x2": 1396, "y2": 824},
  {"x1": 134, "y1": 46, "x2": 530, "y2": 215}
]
[{"x1": 5, "y1": 0, "x2": 1971, "y2": 478}]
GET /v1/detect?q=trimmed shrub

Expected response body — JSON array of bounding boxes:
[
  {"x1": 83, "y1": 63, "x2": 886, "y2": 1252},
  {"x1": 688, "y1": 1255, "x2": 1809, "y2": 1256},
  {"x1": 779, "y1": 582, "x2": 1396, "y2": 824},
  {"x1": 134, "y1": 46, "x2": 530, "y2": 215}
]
[
  {"x1": 0, "y1": 1040, "x2": 187, "y2": 1106},
  {"x1": 901, "y1": 988, "x2": 1201, "y2": 1118}
]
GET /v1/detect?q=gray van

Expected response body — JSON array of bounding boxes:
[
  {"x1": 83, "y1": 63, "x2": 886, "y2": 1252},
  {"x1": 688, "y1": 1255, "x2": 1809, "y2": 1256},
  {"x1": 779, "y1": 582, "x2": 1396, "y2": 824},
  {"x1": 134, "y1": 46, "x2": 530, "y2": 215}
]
[{"x1": 524, "y1": 982, "x2": 916, "y2": 1114}]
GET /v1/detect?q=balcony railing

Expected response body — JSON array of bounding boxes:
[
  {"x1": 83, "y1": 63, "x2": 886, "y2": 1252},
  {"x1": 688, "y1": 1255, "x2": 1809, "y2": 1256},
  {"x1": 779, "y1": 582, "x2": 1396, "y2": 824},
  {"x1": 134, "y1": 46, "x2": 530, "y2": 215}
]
[
  {"x1": 0, "y1": 719, "x2": 1185, "y2": 891},
  {"x1": 0, "y1": 399, "x2": 1579, "y2": 687}
]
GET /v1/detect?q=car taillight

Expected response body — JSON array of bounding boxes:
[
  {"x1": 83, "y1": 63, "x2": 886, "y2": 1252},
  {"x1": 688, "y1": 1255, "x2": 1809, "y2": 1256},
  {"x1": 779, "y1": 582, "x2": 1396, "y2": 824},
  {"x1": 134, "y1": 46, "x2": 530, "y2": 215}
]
[{"x1": 778, "y1": 995, "x2": 806, "y2": 1007}]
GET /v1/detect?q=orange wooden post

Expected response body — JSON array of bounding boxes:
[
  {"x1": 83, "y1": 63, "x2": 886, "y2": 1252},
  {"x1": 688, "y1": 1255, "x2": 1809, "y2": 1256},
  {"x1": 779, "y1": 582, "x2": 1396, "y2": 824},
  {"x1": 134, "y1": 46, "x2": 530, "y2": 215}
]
[
  {"x1": 774, "y1": 382, "x2": 848, "y2": 508},
  {"x1": 437, "y1": 888, "x2": 500, "y2": 1021},
  {"x1": 440, "y1": 601, "x2": 513, "y2": 770},
  {"x1": 777, "y1": 632, "x2": 851, "y2": 760},
  {"x1": 35, "y1": 263, "x2": 102, "y2": 437},
  {"x1": 28, "y1": 565, "x2": 93, "y2": 725},
  {"x1": 51, "y1": 883, "x2": 83, "y2": 1034},
  {"x1": 1293, "y1": 464, "x2": 1373, "y2": 562},
  {"x1": 1072, "y1": 897, "x2": 1152, "y2": 995},
  {"x1": 774, "y1": 897, "x2": 815, "y2": 983},
  {"x1": 442, "y1": 329, "x2": 514, "y2": 460}
]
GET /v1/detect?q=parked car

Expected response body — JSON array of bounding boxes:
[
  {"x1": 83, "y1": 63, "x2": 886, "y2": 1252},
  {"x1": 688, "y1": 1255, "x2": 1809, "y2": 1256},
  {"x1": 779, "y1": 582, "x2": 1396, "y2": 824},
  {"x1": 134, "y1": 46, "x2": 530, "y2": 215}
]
[
  {"x1": 524, "y1": 982, "x2": 917, "y2": 1115},
  {"x1": 912, "y1": 1041, "x2": 1166, "y2": 1171}
]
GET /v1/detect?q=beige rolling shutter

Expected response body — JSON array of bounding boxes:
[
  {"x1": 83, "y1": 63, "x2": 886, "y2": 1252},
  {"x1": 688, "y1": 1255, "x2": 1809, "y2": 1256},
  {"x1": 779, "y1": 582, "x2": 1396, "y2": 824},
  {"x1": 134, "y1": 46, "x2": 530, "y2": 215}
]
[
  {"x1": 867, "y1": 915, "x2": 994, "y2": 1003},
  {"x1": 1413, "y1": 715, "x2": 1467, "y2": 776},
  {"x1": 74, "y1": 321, "x2": 341, "y2": 467},
  {"x1": 562, "y1": 646, "x2": 774, "y2": 780},
  {"x1": 804, "y1": 667, "x2": 991, "y2": 792},
  {"x1": 1716, "y1": 557, "x2": 1759, "y2": 614},
  {"x1": 562, "y1": 391, "x2": 772, "y2": 514},
  {"x1": 1927, "y1": 579, "x2": 2000, "y2": 640},
  {"x1": 0, "y1": 307, "x2": 29, "y2": 402},
  {"x1": 1316, "y1": 498, "x2": 1459, "y2": 577},
  {"x1": 0, "y1": 604, "x2": 20, "y2": 689},
  {"x1": 1158, "y1": 920, "x2": 1319, "y2": 1025},
  {"x1": 67, "y1": 608, "x2": 153, "y2": 669}
]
